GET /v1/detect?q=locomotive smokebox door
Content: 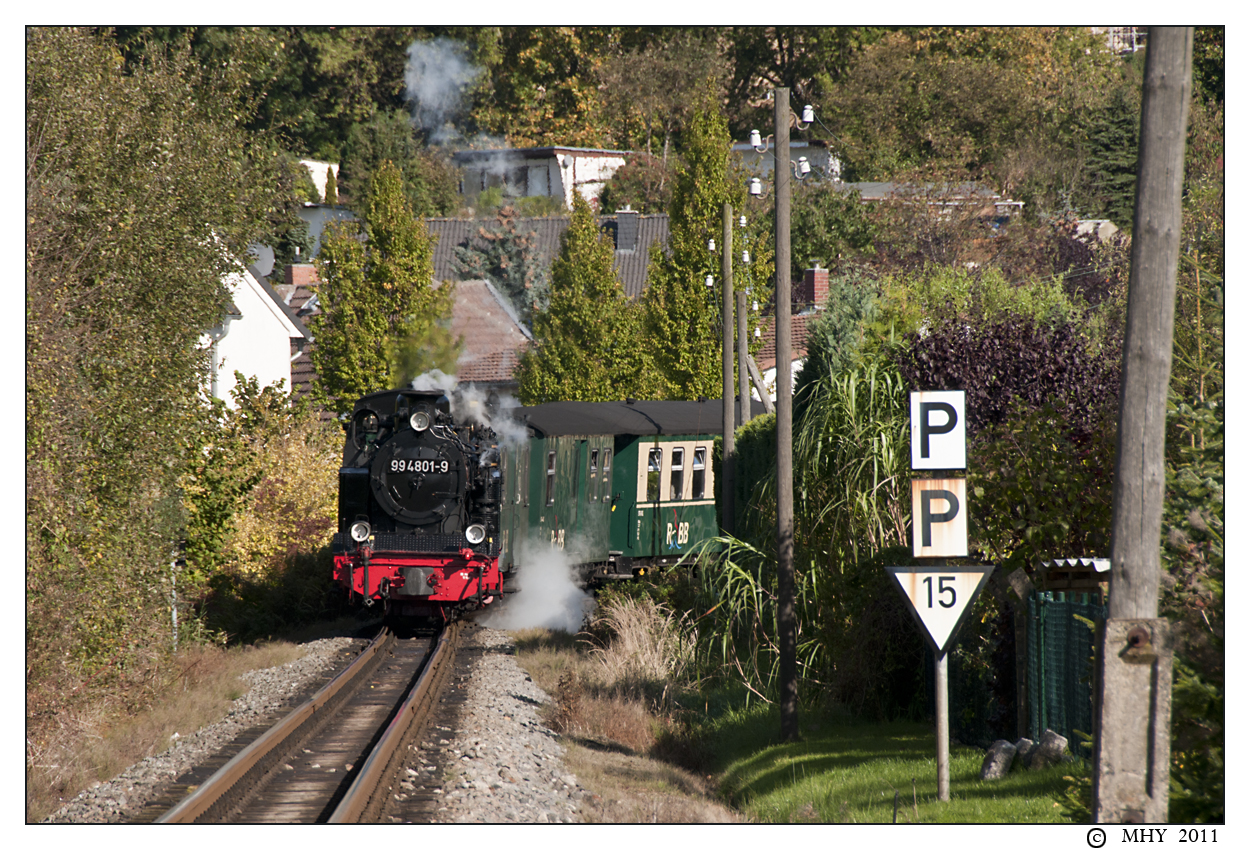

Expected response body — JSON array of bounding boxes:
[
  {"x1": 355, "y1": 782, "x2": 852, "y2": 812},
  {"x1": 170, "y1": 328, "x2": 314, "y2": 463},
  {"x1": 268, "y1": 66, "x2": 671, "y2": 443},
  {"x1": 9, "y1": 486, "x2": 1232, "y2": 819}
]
[
  {"x1": 370, "y1": 432, "x2": 464, "y2": 528},
  {"x1": 397, "y1": 567, "x2": 437, "y2": 596}
]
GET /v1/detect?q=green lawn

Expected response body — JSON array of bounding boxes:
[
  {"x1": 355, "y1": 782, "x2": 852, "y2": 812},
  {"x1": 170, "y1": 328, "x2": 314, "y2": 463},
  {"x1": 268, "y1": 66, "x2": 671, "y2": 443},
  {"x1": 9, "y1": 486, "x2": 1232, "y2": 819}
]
[{"x1": 707, "y1": 705, "x2": 1076, "y2": 823}]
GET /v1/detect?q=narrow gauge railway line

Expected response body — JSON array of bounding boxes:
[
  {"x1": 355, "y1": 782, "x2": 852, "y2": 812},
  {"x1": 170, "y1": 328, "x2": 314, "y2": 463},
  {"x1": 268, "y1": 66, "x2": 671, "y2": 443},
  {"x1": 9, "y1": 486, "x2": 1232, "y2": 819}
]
[{"x1": 157, "y1": 622, "x2": 461, "y2": 824}]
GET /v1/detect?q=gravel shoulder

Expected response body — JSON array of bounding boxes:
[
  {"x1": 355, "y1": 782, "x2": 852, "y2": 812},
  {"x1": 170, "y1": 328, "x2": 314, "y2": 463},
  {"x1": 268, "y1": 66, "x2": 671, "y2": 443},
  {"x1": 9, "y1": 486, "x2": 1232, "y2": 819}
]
[
  {"x1": 42, "y1": 620, "x2": 738, "y2": 825},
  {"x1": 41, "y1": 635, "x2": 367, "y2": 824}
]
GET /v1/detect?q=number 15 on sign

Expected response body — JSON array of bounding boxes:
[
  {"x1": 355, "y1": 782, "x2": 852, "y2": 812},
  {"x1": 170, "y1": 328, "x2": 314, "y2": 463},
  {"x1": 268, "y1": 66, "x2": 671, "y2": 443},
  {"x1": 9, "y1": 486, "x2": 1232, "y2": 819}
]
[{"x1": 885, "y1": 566, "x2": 994, "y2": 657}]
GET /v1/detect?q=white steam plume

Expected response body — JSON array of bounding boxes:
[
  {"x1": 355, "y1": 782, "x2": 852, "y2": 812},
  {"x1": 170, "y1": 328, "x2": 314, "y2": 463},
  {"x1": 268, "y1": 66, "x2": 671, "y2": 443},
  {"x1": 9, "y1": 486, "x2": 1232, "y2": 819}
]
[
  {"x1": 405, "y1": 38, "x2": 482, "y2": 145},
  {"x1": 479, "y1": 537, "x2": 596, "y2": 633},
  {"x1": 409, "y1": 370, "x2": 528, "y2": 446}
]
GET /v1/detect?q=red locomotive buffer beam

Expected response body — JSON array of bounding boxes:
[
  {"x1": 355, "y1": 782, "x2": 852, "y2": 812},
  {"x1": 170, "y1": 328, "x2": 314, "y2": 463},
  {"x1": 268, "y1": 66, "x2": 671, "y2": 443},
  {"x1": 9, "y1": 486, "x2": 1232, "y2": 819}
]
[{"x1": 333, "y1": 547, "x2": 503, "y2": 611}]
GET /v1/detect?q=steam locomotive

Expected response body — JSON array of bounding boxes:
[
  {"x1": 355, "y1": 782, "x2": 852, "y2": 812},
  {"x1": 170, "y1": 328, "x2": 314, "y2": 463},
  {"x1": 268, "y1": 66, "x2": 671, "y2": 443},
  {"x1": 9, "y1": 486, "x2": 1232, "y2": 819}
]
[
  {"x1": 331, "y1": 387, "x2": 506, "y2": 621},
  {"x1": 332, "y1": 386, "x2": 761, "y2": 622}
]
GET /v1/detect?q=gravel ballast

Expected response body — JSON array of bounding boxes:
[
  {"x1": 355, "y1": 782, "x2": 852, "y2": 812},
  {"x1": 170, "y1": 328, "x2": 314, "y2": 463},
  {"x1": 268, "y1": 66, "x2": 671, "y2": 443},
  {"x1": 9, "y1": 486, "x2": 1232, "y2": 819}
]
[
  {"x1": 422, "y1": 624, "x2": 584, "y2": 823},
  {"x1": 42, "y1": 624, "x2": 582, "y2": 824},
  {"x1": 42, "y1": 636, "x2": 363, "y2": 824}
]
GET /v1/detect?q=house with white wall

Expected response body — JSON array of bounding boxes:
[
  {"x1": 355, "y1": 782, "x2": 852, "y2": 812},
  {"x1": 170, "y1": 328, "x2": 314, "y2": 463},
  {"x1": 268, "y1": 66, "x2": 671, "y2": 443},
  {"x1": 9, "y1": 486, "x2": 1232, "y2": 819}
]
[
  {"x1": 453, "y1": 147, "x2": 628, "y2": 210},
  {"x1": 205, "y1": 261, "x2": 309, "y2": 408},
  {"x1": 300, "y1": 159, "x2": 339, "y2": 202}
]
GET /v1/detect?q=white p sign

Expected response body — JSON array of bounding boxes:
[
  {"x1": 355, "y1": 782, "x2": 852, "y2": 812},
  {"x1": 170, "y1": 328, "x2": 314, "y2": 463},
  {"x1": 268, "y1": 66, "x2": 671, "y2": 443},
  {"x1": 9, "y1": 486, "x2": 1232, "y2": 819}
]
[
  {"x1": 910, "y1": 391, "x2": 966, "y2": 470},
  {"x1": 911, "y1": 478, "x2": 968, "y2": 558}
]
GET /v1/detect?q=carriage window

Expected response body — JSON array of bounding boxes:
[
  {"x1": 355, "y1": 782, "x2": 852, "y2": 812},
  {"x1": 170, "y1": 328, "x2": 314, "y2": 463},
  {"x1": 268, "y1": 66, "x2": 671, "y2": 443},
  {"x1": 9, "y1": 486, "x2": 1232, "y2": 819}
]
[
  {"x1": 692, "y1": 447, "x2": 707, "y2": 499},
  {"x1": 670, "y1": 448, "x2": 684, "y2": 501},
  {"x1": 601, "y1": 448, "x2": 612, "y2": 502},
  {"x1": 646, "y1": 447, "x2": 662, "y2": 502},
  {"x1": 546, "y1": 451, "x2": 556, "y2": 506},
  {"x1": 589, "y1": 449, "x2": 599, "y2": 503}
]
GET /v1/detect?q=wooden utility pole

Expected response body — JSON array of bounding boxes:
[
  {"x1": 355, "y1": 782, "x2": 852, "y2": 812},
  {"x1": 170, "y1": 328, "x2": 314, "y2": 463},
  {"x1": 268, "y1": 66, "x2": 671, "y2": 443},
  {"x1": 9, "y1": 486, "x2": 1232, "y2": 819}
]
[
  {"x1": 774, "y1": 87, "x2": 798, "y2": 741},
  {"x1": 1093, "y1": 26, "x2": 1191, "y2": 825},
  {"x1": 722, "y1": 203, "x2": 736, "y2": 535},
  {"x1": 737, "y1": 291, "x2": 750, "y2": 427}
]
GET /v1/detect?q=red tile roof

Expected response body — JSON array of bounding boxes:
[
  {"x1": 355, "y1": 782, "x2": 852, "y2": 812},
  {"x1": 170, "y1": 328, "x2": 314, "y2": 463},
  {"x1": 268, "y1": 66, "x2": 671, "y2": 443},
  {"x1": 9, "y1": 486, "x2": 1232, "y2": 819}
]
[
  {"x1": 450, "y1": 280, "x2": 532, "y2": 387},
  {"x1": 753, "y1": 312, "x2": 817, "y2": 373}
]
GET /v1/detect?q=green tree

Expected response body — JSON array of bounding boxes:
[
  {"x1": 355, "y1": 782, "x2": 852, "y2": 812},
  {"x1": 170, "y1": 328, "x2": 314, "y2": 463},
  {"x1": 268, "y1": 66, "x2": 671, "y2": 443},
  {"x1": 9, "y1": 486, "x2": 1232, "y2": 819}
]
[
  {"x1": 599, "y1": 152, "x2": 674, "y2": 214},
  {"x1": 516, "y1": 195, "x2": 657, "y2": 403},
  {"x1": 340, "y1": 108, "x2": 461, "y2": 216},
  {"x1": 309, "y1": 160, "x2": 457, "y2": 414},
  {"x1": 452, "y1": 206, "x2": 551, "y2": 328},
  {"x1": 642, "y1": 86, "x2": 772, "y2": 399},
  {"x1": 724, "y1": 27, "x2": 891, "y2": 138},
  {"x1": 822, "y1": 27, "x2": 1119, "y2": 214},
  {"x1": 597, "y1": 29, "x2": 730, "y2": 161},
  {"x1": 112, "y1": 26, "x2": 425, "y2": 161},
  {"x1": 1076, "y1": 72, "x2": 1142, "y2": 227},
  {"x1": 324, "y1": 164, "x2": 338, "y2": 205},
  {"x1": 26, "y1": 26, "x2": 289, "y2": 702},
  {"x1": 787, "y1": 181, "x2": 876, "y2": 279},
  {"x1": 792, "y1": 273, "x2": 879, "y2": 421},
  {"x1": 474, "y1": 27, "x2": 612, "y2": 147}
]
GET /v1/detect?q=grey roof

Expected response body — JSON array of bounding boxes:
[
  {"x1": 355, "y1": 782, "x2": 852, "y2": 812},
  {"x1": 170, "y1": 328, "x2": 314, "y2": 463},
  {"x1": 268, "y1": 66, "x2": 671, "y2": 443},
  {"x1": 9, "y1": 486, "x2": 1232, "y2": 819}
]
[
  {"x1": 516, "y1": 398, "x2": 769, "y2": 438},
  {"x1": 834, "y1": 181, "x2": 1003, "y2": 201},
  {"x1": 425, "y1": 213, "x2": 669, "y2": 300}
]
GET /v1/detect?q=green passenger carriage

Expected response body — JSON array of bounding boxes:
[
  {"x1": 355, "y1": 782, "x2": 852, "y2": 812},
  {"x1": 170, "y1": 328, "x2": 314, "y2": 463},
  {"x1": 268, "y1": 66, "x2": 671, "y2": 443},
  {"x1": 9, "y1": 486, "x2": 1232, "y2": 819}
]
[{"x1": 499, "y1": 399, "x2": 759, "y2": 584}]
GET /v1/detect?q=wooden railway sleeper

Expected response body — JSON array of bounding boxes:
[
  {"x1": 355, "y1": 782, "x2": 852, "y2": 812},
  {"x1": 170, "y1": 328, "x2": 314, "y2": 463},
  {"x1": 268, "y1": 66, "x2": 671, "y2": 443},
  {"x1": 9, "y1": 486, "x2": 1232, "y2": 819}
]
[
  {"x1": 156, "y1": 630, "x2": 397, "y2": 824},
  {"x1": 328, "y1": 620, "x2": 461, "y2": 823}
]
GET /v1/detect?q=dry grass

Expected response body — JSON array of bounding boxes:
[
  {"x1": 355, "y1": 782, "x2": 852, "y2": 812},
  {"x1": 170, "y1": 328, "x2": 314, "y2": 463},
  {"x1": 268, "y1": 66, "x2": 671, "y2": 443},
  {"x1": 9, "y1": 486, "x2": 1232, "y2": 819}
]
[
  {"x1": 585, "y1": 595, "x2": 696, "y2": 707},
  {"x1": 510, "y1": 596, "x2": 738, "y2": 823},
  {"x1": 26, "y1": 639, "x2": 303, "y2": 822},
  {"x1": 564, "y1": 743, "x2": 742, "y2": 823}
]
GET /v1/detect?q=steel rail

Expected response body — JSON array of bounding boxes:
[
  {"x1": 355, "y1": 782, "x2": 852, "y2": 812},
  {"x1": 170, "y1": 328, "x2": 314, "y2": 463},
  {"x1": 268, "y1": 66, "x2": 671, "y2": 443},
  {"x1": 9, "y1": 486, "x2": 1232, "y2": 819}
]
[
  {"x1": 327, "y1": 620, "x2": 462, "y2": 823},
  {"x1": 156, "y1": 629, "x2": 396, "y2": 824}
]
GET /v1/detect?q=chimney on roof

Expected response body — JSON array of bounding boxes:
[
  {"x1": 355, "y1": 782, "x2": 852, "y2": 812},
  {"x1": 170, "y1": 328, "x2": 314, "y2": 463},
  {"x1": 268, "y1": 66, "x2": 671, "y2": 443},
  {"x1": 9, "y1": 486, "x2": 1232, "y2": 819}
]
[
  {"x1": 798, "y1": 266, "x2": 829, "y2": 308},
  {"x1": 615, "y1": 206, "x2": 639, "y2": 252},
  {"x1": 286, "y1": 263, "x2": 320, "y2": 289}
]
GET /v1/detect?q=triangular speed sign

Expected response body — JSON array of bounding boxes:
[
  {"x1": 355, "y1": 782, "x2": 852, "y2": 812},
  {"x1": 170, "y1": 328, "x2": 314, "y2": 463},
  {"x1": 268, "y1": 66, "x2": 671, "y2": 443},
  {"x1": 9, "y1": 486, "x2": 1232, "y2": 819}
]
[{"x1": 885, "y1": 566, "x2": 995, "y2": 657}]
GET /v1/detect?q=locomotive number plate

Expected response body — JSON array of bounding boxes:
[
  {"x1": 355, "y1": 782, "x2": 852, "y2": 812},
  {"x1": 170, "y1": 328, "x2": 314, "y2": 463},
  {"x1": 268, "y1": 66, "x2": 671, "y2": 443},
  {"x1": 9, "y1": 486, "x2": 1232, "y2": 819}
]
[{"x1": 390, "y1": 458, "x2": 449, "y2": 473}]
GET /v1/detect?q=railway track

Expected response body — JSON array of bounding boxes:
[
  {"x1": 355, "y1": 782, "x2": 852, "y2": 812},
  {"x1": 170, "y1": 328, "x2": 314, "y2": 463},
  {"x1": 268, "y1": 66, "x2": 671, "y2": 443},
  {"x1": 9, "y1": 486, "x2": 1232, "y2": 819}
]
[{"x1": 156, "y1": 621, "x2": 461, "y2": 824}]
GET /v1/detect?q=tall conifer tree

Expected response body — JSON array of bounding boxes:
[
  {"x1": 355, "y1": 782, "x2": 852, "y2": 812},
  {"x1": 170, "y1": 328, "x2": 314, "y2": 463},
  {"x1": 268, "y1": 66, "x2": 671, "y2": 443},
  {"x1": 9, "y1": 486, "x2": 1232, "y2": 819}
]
[
  {"x1": 642, "y1": 84, "x2": 771, "y2": 399},
  {"x1": 517, "y1": 194, "x2": 657, "y2": 403},
  {"x1": 310, "y1": 160, "x2": 456, "y2": 414}
]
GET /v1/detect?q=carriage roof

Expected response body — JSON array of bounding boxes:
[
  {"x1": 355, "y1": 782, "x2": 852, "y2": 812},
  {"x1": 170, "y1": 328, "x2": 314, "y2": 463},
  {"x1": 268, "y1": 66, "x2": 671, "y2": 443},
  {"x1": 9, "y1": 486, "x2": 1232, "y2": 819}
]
[{"x1": 516, "y1": 399, "x2": 767, "y2": 438}]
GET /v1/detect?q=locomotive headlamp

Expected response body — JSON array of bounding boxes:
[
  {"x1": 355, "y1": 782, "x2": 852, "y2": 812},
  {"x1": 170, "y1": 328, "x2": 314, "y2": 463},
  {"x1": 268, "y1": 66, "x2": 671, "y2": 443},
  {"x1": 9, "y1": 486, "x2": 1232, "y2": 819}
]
[
  {"x1": 350, "y1": 521, "x2": 372, "y2": 542},
  {"x1": 409, "y1": 410, "x2": 431, "y2": 432},
  {"x1": 465, "y1": 524, "x2": 487, "y2": 545}
]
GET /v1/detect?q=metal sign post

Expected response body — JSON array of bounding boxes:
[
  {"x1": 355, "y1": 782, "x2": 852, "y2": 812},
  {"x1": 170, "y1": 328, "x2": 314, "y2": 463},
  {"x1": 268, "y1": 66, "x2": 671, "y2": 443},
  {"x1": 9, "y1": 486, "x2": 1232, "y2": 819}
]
[{"x1": 887, "y1": 565, "x2": 994, "y2": 802}]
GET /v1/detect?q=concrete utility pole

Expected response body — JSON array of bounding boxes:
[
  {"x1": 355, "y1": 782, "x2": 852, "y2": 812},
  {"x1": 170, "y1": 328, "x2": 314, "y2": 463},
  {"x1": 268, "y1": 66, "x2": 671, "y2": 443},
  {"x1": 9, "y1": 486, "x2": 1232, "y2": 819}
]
[
  {"x1": 722, "y1": 203, "x2": 736, "y2": 536},
  {"x1": 1093, "y1": 26, "x2": 1191, "y2": 825},
  {"x1": 774, "y1": 87, "x2": 798, "y2": 741}
]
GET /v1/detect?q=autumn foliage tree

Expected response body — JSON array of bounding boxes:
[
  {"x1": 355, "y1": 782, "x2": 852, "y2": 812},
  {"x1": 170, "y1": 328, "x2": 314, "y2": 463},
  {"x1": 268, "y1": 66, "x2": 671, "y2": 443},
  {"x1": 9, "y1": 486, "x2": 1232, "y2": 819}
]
[
  {"x1": 309, "y1": 160, "x2": 458, "y2": 414},
  {"x1": 26, "y1": 27, "x2": 292, "y2": 800}
]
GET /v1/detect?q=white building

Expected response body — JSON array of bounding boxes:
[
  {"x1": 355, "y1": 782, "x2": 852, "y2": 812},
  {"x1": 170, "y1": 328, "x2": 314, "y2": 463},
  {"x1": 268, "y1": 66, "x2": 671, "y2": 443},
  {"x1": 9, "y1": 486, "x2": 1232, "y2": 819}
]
[
  {"x1": 453, "y1": 146, "x2": 629, "y2": 210},
  {"x1": 205, "y1": 261, "x2": 309, "y2": 408},
  {"x1": 299, "y1": 159, "x2": 340, "y2": 203}
]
